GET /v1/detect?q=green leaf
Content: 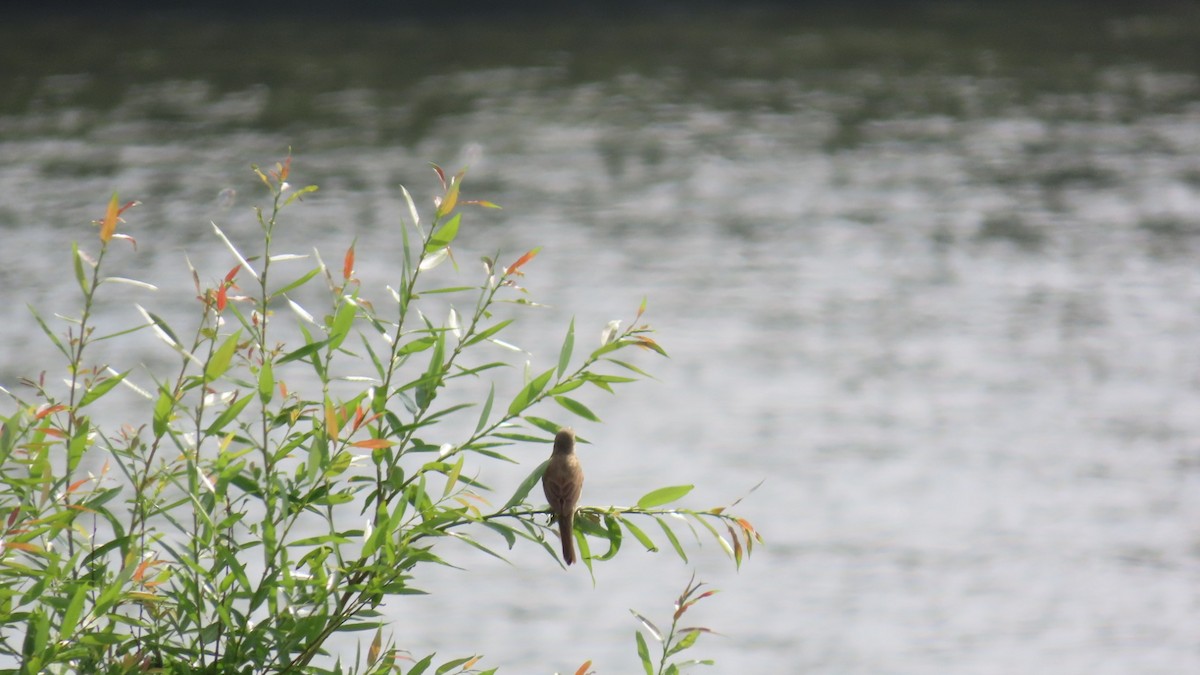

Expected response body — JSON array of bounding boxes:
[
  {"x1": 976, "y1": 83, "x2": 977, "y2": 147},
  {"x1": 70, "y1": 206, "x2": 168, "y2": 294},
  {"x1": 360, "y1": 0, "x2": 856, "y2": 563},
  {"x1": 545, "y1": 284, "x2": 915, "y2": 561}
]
[
  {"x1": 668, "y1": 628, "x2": 703, "y2": 656},
  {"x1": 493, "y1": 432, "x2": 549, "y2": 443},
  {"x1": 416, "y1": 331, "x2": 447, "y2": 409},
  {"x1": 583, "y1": 373, "x2": 638, "y2": 385},
  {"x1": 283, "y1": 183, "x2": 319, "y2": 206},
  {"x1": 621, "y1": 516, "x2": 658, "y2": 552},
  {"x1": 78, "y1": 369, "x2": 129, "y2": 408},
  {"x1": 635, "y1": 631, "x2": 654, "y2": 675},
  {"x1": 557, "y1": 317, "x2": 574, "y2": 379},
  {"x1": 506, "y1": 367, "x2": 555, "y2": 417},
  {"x1": 422, "y1": 285, "x2": 475, "y2": 295},
  {"x1": 72, "y1": 241, "x2": 89, "y2": 294},
  {"x1": 425, "y1": 212, "x2": 462, "y2": 253},
  {"x1": 589, "y1": 339, "x2": 627, "y2": 360},
  {"x1": 397, "y1": 336, "x2": 437, "y2": 356},
  {"x1": 22, "y1": 611, "x2": 49, "y2": 667},
  {"x1": 592, "y1": 513, "x2": 622, "y2": 561},
  {"x1": 327, "y1": 301, "x2": 356, "y2": 351},
  {"x1": 474, "y1": 383, "x2": 495, "y2": 434},
  {"x1": 442, "y1": 455, "x2": 464, "y2": 498},
  {"x1": 59, "y1": 583, "x2": 87, "y2": 638},
  {"x1": 68, "y1": 419, "x2": 89, "y2": 469},
  {"x1": 435, "y1": 655, "x2": 476, "y2": 675},
  {"x1": 204, "y1": 394, "x2": 254, "y2": 436},
  {"x1": 608, "y1": 358, "x2": 656, "y2": 379},
  {"x1": 637, "y1": 485, "x2": 694, "y2": 509},
  {"x1": 482, "y1": 521, "x2": 517, "y2": 548},
  {"x1": 553, "y1": 396, "x2": 601, "y2": 422},
  {"x1": 463, "y1": 319, "x2": 513, "y2": 347},
  {"x1": 143, "y1": 309, "x2": 182, "y2": 347},
  {"x1": 522, "y1": 416, "x2": 562, "y2": 435},
  {"x1": 205, "y1": 331, "x2": 241, "y2": 383},
  {"x1": 577, "y1": 529, "x2": 593, "y2": 573},
  {"x1": 28, "y1": 305, "x2": 69, "y2": 359},
  {"x1": 499, "y1": 459, "x2": 549, "y2": 512},
  {"x1": 277, "y1": 339, "x2": 328, "y2": 365},
  {"x1": 656, "y1": 517, "x2": 688, "y2": 562},
  {"x1": 273, "y1": 266, "x2": 321, "y2": 296},
  {"x1": 258, "y1": 359, "x2": 274, "y2": 404},
  {"x1": 407, "y1": 653, "x2": 435, "y2": 675}
]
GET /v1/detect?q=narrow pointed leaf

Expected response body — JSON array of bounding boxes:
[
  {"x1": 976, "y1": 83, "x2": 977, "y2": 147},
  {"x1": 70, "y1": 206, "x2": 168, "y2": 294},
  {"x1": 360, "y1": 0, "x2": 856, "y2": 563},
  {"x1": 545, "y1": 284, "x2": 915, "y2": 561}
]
[
  {"x1": 277, "y1": 339, "x2": 328, "y2": 365},
  {"x1": 78, "y1": 369, "x2": 130, "y2": 408},
  {"x1": 635, "y1": 631, "x2": 653, "y2": 675},
  {"x1": 258, "y1": 359, "x2": 274, "y2": 404},
  {"x1": 505, "y1": 247, "x2": 540, "y2": 276},
  {"x1": 328, "y1": 301, "x2": 356, "y2": 350},
  {"x1": 212, "y1": 222, "x2": 259, "y2": 280},
  {"x1": 99, "y1": 192, "x2": 119, "y2": 242},
  {"x1": 72, "y1": 242, "x2": 89, "y2": 294},
  {"x1": 557, "y1": 317, "x2": 574, "y2": 379},
  {"x1": 425, "y1": 213, "x2": 462, "y2": 253},
  {"x1": 636, "y1": 484, "x2": 694, "y2": 509},
  {"x1": 204, "y1": 394, "x2": 254, "y2": 436},
  {"x1": 464, "y1": 319, "x2": 513, "y2": 347},
  {"x1": 554, "y1": 396, "x2": 601, "y2": 422},
  {"x1": 630, "y1": 610, "x2": 663, "y2": 642},
  {"x1": 499, "y1": 459, "x2": 549, "y2": 512},
  {"x1": 205, "y1": 331, "x2": 241, "y2": 383},
  {"x1": 507, "y1": 367, "x2": 555, "y2": 416},
  {"x1": 474, "y1": 383, "x2": 495, "y2": 434},
  {"x1": 436, "y1": 179, "x2": 460, "y2": 219},
  {"x1": 59, "y1": 584, "x2": 87, "y2": 638},
  {"x1": 656, "y1": 517, "x2": 688, "y2": 562},
  {"x1": 621, "y1": 517, "x2": 658, "y2": 552}
]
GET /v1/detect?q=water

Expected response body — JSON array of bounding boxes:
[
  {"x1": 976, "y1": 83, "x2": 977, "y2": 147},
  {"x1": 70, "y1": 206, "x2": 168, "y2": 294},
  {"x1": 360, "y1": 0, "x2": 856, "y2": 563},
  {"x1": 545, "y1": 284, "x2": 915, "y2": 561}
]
[{"x1": 2, "y1": 4, "x2": 1200, "y2": 672}]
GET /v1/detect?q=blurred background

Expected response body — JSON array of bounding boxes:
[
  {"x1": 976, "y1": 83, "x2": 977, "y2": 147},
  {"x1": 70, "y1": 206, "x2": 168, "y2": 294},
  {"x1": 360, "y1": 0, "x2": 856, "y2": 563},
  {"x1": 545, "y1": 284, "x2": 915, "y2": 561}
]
[{"x1": 2, "y1": 1, "x2": 1199, "y2": 672}]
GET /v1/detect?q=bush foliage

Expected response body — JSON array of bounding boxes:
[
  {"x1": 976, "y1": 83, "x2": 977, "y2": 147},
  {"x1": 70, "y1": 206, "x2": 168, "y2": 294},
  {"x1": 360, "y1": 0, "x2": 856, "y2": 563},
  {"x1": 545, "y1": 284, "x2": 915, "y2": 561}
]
[{"x1": 0, "y1": 157, "x2": 759, "y2": 673}]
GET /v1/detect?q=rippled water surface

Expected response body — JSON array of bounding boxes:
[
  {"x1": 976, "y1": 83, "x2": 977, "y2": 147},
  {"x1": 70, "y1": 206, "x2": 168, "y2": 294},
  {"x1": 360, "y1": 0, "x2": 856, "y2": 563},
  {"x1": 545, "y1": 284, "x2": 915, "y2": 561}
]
[{"x1": 3, "y1": 4, "x2": 1200, "y2": 672}]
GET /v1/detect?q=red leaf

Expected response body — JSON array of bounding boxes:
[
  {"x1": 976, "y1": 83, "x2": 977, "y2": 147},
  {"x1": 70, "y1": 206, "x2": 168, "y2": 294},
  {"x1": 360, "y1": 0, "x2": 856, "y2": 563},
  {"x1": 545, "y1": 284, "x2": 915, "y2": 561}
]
[
  {"x1": 35, "y1": 405, "x2": 67, "y2": 420},
  {"x1": 224, "y1": 264, "x2": 241, "y2": 285},
  {"x1": 505, "y1": 247, "x2": 541, "y2": 276},
  {"x1": 2, "y1": 542, "x2": 41, "y2": 553},
  {"x1": 216, "y1": 284, "x2": 229, "y2": 312},
  {"x1": 67, "y1": 478, "x2": 90, "y2": 493},
  {"x1": 351, "y1": 439, "x2": 394, "y2": 449},
  {"x1": 133, "y1": 558, "x2": 153, "y2": 582},
  {"x1": 431, "y1": 163, "x2": 447, "y2": 190},
  {"x1": 573, "y1": 661, "x2": 593, "y2": 675},
  {"x1": 343, "y1": 243, "x2": 355, "y2": 281},
  {"x1": 6, "y1": 507, "x2": 19, "y2": 528}
]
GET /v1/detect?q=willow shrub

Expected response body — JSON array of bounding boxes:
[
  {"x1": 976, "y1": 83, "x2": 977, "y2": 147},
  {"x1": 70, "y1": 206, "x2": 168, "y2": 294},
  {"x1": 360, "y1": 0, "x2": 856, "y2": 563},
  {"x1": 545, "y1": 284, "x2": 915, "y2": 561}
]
[{"x1": 0, "y1": 157, "x2": 760, "y2": 674}]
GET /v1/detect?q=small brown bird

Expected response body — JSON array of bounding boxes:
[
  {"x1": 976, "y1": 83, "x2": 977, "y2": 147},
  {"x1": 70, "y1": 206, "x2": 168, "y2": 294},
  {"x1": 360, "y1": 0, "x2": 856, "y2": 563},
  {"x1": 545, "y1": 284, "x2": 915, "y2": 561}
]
[{"x1": 542, "y1": 427, "x2": 584, "y2": 565}]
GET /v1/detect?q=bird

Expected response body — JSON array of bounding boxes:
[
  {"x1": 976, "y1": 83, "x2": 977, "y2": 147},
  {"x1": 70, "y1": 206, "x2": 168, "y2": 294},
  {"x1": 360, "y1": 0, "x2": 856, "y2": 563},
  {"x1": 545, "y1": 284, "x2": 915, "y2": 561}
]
[{"x1": 542, "y1": 427, "x2": 584, "y2": 565}]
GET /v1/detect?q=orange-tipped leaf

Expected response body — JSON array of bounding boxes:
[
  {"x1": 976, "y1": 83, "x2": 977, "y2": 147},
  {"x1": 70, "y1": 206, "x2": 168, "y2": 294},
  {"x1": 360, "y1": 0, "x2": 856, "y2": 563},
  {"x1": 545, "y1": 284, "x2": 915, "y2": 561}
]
[
  {"x1": 99, "y1": 192, "x2": 119, "y2": 242},
  {"x1": 505, "y1": 247, "x2": 541, "y2": 276},
  {"x1": 343, "y1": 243, "x2": 356, "y2": 280}
]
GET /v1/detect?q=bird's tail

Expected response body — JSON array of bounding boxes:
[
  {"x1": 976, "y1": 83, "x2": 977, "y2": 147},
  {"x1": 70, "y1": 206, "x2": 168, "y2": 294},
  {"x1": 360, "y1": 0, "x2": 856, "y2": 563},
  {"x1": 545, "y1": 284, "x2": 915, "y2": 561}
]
[{"x1": 559, "y1": 511, "x2": 576, "y2": 565}]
